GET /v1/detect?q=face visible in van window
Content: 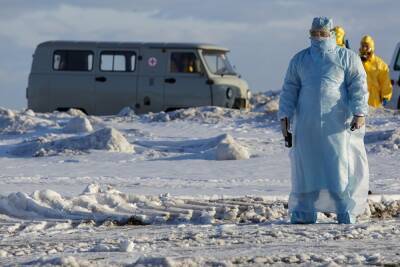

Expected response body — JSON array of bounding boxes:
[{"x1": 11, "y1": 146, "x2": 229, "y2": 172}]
[{"x1": 170, "y1": 52, "x2": 199, "y2": 73}]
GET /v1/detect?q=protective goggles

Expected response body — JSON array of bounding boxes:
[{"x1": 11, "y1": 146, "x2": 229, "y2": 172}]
[{"x1": 309, "y1": 29, "x2": 332, "y2": 38}]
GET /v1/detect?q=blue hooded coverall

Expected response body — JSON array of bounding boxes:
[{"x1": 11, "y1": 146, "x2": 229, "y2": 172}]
[{"x1": 278, "y1": 17, "x2": 369, "y2": 224}]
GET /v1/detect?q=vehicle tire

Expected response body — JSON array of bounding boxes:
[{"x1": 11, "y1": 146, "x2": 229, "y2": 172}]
[
  {"x1": 56, "y1": 107, "x2": 88, "y2": 115},
  {"x1": 165, "y1": 107, "x2": 185, "y2": 113}
]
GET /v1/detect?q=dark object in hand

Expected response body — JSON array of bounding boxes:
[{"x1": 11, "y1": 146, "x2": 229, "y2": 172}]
[
  {"x1": 285, "y1": 132, "x2": 292, "y2": 148},
  {"x1": 282, "y1": 117, "x2": 292, "y2": 148}
]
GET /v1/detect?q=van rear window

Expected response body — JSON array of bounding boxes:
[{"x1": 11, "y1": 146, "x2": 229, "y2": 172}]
[
  {"x1": 53, "y1": 50, "x2": 93, "y2": 71},
  {"x1": 100, "y1": 51, "x2": 136, "y2": 72},
  {"x1": 395, "y1": 49, "x2": 400, "y2": 71}
]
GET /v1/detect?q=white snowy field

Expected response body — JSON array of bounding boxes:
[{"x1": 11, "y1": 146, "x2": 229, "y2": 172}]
[{"x1": 0, "y1": 92, "x2": 400, "y2": 266}]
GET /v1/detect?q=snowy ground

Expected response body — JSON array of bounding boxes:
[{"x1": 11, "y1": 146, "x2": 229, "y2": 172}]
[{"x1": 0, "y1": 92, "x2": 400, "y2": 266}]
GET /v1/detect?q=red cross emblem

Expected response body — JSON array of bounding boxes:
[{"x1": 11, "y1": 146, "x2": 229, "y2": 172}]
[{"x1": 148, "y1": 57, "x2": 157, "y2": 67}]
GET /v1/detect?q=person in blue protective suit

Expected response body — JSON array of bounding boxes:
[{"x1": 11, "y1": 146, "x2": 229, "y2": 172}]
[{"x1": 278, "y1": 17, "x2": 369, "y2": 224}]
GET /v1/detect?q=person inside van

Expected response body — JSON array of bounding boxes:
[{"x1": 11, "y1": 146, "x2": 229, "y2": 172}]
[
  {"x1": 170, "y1": 53, "x2": 198, "y2": 73},
  {"x1": 359, "y1": 35, "x2": 392, "y2": 107},
  {"x1": 184, "y1": 56, "x2": 195, "y2": 73}
]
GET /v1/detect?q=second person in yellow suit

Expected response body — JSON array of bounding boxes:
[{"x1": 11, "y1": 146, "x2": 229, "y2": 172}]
[
  {"x1": 333, "y1": 26, "x2": 346, "y2": 48},
  {"x1": 359, "y1": 35, "x2": 392, "y2": 108}
]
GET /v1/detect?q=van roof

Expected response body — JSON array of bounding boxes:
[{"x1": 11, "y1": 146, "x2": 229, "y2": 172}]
[{"x1": 37, "y1": 41, "x2": 230, "y2": 52}]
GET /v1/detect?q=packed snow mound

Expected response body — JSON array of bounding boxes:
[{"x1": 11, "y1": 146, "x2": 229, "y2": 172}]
[
  {"x1": 66, "y1": 108, "x2": 86, "y2": 117},
  {"x1": 0, "y1": 185, "x2": 398, "y2": 225},
  {"x1": 0, "y1": 108, "x2": 57, "y2": 134},
  {"x1": 63, "y1": 117, "x2": 93, "y2": 134},
  {"x1": 366, "y1": 128, "x2": 400, "y2": 153},
  {"x1": 383, "y1": 128, "x2": 400, "y2": 151},
  {"x1": 23, "y1": 109, "x2": 35, "y2": 117},
  {"x1": 118, "y1": 106, "x2": 137, "y2": 117},
  {"x1": 136, "y1": 133, "x2": 250, "y2": 160},
  {"x1": 24, "y1": 256, "x2": 91, "y2": 267},
  {"x1": 143, "y1": 106, "x2": 249, "y2": 123},
  {"x1": 368, "y1": 106, "x2": 400, "y2": 118},
  {"x1": 251, "y1": 91, "x2": 280, "y2": 113},
  {"x1": 0, "y1": 184, "x2": 287, "y2": 224},
  {"x1": 85, "y1": 127, "x2": 134, "y2": 153},
  {"x1": 215, "y1": 134, "x2": 250, "y2": 160},
  {"x1": 10, "y1": 127, "x2": 134, "y2": 157}
]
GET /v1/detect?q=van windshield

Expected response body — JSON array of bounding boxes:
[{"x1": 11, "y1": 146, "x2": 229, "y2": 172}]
[{"x1": 202, "y1": 51, "x2": 236, "y2": 76}]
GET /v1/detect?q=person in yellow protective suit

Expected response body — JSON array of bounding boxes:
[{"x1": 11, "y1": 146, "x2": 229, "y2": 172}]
[
  {"x1": 333, "y1": 26, "x2": 346, "y2": 47},
  {"x1": 359, "y1": 35, "x2": 392, "y2": 107}
]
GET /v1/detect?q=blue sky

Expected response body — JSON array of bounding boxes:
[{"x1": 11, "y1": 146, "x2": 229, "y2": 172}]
[{"x1": 0, "y1": 0, "x2": 398, "y2": 109}]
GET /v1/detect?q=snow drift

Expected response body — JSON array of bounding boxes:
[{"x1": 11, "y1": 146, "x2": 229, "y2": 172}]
[
  {"x1": 0, "y1": 108, "x2": 57, "y2": 134},
  {"x1": 215, "y1": 134, "x2": 250, "y2": 160},
  {"x1": 137, "y1": 133, "x2": 250, "y2": 160},
  {"x1": 118, "y1": 106, "x2": 137, "y2": 117},
  {"x1": 366, "y1": 128, "x2": 400, "y2": 153},
  {"x1": 250, "y1": 91, "x2": 280, "y2": 113},
  {"x1": 10, "y1": 127, "x2": 134, "y2": 157},
  {"x1": 143, "y1": 106, "x2": 251, "y2": 124},
  {"x1": 0, "y1": 184, "x2": 398, "y2": 225},
  {"x1": 63, "y1": 117, "x2": 93, "y2": 134}
]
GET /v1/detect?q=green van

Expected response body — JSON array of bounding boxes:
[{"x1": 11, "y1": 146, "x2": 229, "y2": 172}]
[{"x1": 27, "y1": 41, "x2": 251, "y2": 115}]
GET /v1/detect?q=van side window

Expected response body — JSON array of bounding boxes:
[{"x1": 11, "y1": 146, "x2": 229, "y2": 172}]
[
  {"x1": 100, "y1": 51, "x2": 136, "y2": 72},
  {"x1": 170, "y1": 52, "x2": 200, "y2": 73},
  {"x1": 53, "y1": 50, "x2": 93, "y2": 71}
]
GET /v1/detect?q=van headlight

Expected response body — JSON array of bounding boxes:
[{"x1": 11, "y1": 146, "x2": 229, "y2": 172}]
[
  {"x1": 226, "y1": 88, "x2": 233, "y2": 99},
  {"x1": 247, "y1": 90, "x2": 251, "y2": 100}
]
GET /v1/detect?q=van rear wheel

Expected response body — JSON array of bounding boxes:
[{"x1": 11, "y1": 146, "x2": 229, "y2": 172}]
[
  {"x1": 56, "y1": 107, "x2": 88, "y2": 115},
  {"x1": 165, "y1": 107, "x2": 185, "y2": 113}
]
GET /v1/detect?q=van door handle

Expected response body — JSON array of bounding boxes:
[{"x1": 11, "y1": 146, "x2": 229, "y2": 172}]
[
  {"x1": 95, "y1": 76, "x2": 107, "y2": 82},
  {"x1": 165, "y1": 78, "x2": 176, "y2": 84}
]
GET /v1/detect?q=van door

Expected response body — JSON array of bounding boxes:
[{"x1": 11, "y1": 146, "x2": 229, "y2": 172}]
[
  {"x1": 136, "y1": 48, "x2": 166, "y2": 114},
  {"x1": 164, "y1": 50, "x2": 211, "y2": 111},
  {"x1": 94, "y1": 49, "x2": 139, "y2": 115},
  {"x1": 388, "y1": 43, "x2": 400, "y2": 109},
  {"x1": 50, "y1": 49, "x2": 95, "y2": 114}
]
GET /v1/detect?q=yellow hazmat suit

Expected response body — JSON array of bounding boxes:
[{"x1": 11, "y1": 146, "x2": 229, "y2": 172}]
[
  {"x1": 359, "y1": 35, "x2": 392, "y2": 107},
  {"x1": 333, "y1": 26, "x2": 346, "y2": 47}
]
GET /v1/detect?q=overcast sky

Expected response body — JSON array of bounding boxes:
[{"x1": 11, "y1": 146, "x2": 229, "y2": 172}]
[{"x1": 0, "y1": 0, "x2": 398, "y2": 109}]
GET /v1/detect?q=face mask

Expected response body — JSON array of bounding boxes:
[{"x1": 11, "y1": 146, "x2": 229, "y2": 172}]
[
  {"x1": 360, "y1": 45, "x2": 373, "y2": 61},
  {"x1": 311, "y1": 36, "x2": 330, "y2": 42},
  {"x1": 360, "y1": 52, "x2": 372, "y2": 62},
  {"x1": 310, "y1": 36, "x2": 336, "y2": 51},
  {"x1": 360, "y1": 55, "x2": 368, "y2": 62}
]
